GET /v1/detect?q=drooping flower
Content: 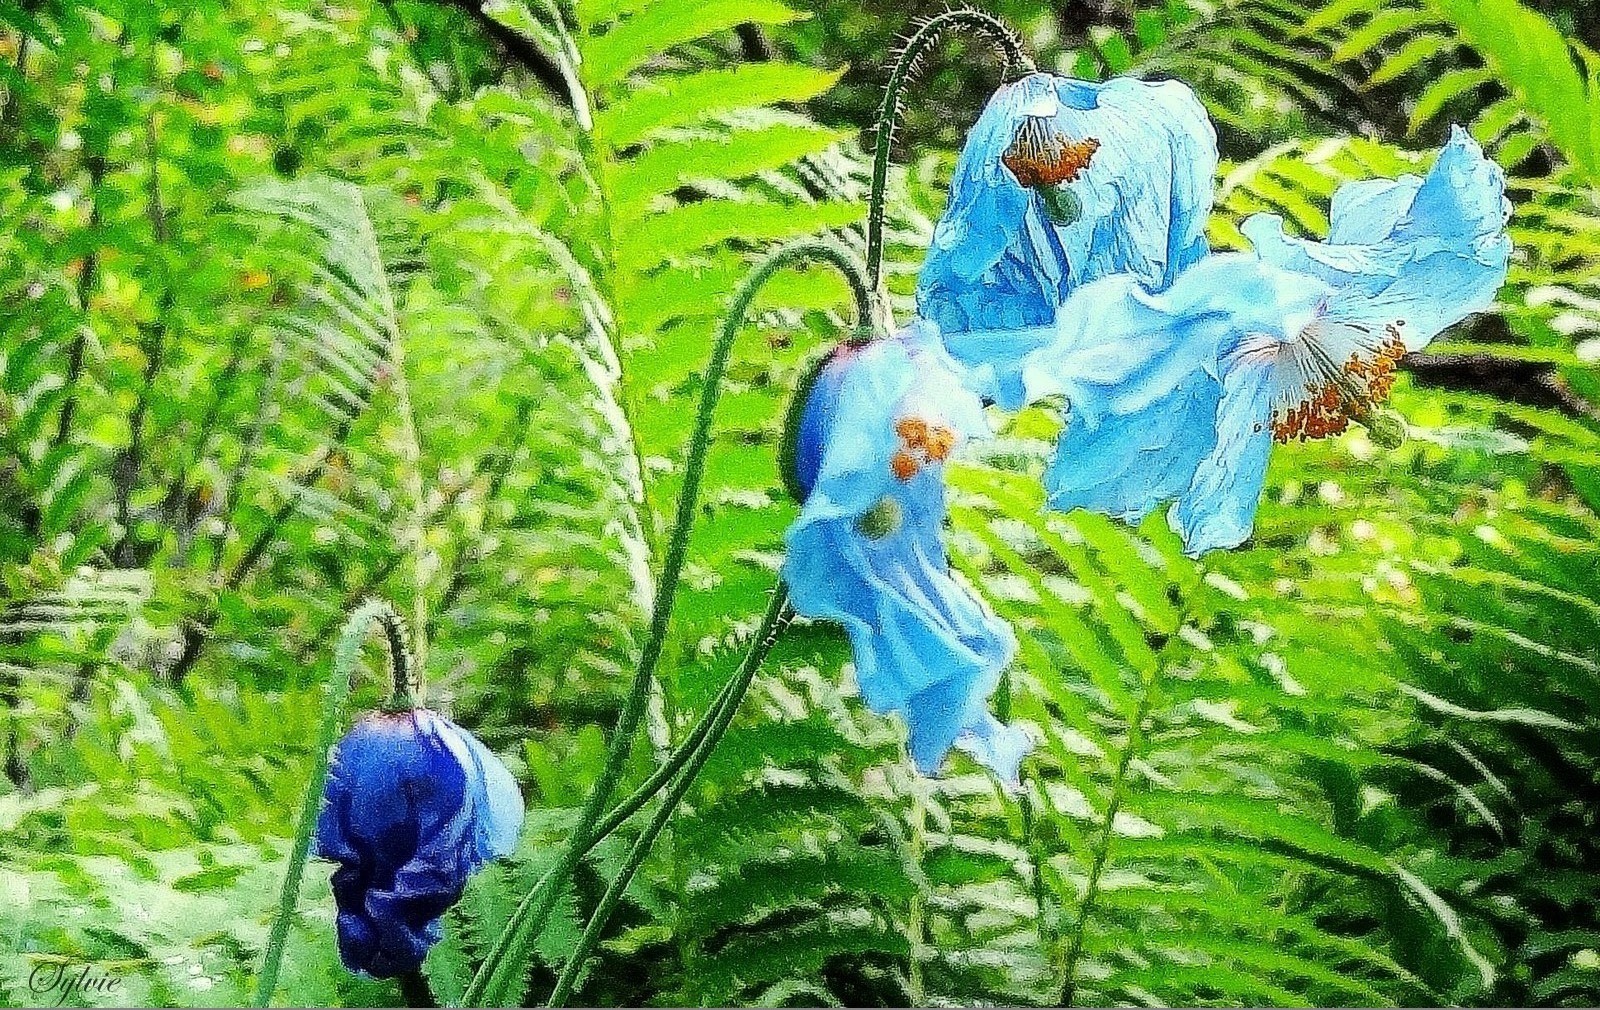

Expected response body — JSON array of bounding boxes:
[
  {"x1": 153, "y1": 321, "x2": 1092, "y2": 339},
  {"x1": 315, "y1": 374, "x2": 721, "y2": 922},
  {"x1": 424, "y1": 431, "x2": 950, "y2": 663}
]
[
  {"x1": 1023, "y1": 126, "x2": 1511, "y2": 555},
  {"x1": 781, "y1": 322, "x2": 1032, "y2": 785},
  {"x1": 314, "y1": 709, "x2": 523, "y2": 977},
  {"x1": 916, "y1": 70, "x2": 1218, "y2": 406}
]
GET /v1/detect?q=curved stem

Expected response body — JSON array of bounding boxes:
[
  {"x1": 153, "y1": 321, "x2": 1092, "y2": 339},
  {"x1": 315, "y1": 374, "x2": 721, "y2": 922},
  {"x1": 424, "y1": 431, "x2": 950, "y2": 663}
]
[
  {"x1": 462, "y1": 239, "x2": 871, "y2": 1008},
  {"x1": 545, "y1": 585, "x2": 792, "y2": 1007},
  {"x1": 255, "y1": 598, "x2": 415, "y2": 1008},
  {"x1": 864, "y1": 7, "x2": 1032, "y2": 298}
]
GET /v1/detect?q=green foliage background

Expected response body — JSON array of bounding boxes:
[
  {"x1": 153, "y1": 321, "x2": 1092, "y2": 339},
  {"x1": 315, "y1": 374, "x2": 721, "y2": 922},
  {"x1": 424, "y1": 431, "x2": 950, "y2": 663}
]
[{"x1": 2, "y1": 0, "x2": 1599, "y2": 1005}]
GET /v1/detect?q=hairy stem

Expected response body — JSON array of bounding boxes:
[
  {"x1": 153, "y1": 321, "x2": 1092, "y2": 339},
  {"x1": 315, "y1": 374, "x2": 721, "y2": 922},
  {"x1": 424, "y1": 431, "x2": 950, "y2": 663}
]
[
  {"x1": 254, "y1": 598, "x2": 415, "y2": 1007},
  {"x1": 865, "y1": 7, "x2": 1031, "y2": 297},
  {"x1": 545, "y1": 585, "x2": 792, "y2": 1007},
  {"x1": 462, "y1": 239, "x2": 872, "y2": 1007}
]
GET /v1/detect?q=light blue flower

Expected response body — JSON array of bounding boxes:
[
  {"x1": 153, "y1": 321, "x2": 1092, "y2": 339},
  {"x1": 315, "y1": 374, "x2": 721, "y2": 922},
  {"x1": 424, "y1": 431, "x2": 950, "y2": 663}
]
[
  {"x1": 916, "y1": 71, "x2": 1218, "y2": 406},
  {"x1": 782, "y1": 322, "x2": 1032, "y2": 785},
  {"x1": 1024, "y1": 126, "x2": 1511, "y2": 555}
]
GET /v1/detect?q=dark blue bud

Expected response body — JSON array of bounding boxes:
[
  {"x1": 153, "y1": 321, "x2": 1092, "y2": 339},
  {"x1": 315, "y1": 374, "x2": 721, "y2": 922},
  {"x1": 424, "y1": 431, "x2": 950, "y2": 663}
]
[
  {"x1": 779, "y1": 341, "x2": 863, "y2": 503},
  {"x1": 314, "y1": 709, "x2": 523, "y2": 978}
]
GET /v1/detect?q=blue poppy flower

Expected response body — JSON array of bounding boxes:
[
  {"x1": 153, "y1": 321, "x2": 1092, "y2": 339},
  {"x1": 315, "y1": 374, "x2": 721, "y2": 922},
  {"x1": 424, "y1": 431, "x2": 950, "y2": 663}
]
[
  {"x1": 314, "y1": 709, "x2": 523, "y2": 977},
  {"x1": 782, "y1": 322, "x2": 1032, "y2": 785},
  {"x1": 1027, "y1": 126, "x2": 1511, "y2": 555},
  {"x1": 916, "y1": 71, "x2": 1218, "y2": 406}
]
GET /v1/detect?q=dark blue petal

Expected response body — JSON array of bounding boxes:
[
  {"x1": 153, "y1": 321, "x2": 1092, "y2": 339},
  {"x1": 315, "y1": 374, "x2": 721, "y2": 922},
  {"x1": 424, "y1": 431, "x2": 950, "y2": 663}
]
[{"x1": 313, "y1": 710, "x2": 523, "y2": 977}]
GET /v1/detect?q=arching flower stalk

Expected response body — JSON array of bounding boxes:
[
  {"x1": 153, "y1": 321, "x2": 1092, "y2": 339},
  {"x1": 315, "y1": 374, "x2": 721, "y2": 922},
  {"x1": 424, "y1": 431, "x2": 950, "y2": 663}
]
[
  {"x1": 466, "y1": 240, "x2": 875, "y2": 1009},
  {"x1": 253, "y1": 598, "x2": 523, "y2": 1005},
  {"x1": 865, "y1": 6, "x2": 1033, "y2": 297}
]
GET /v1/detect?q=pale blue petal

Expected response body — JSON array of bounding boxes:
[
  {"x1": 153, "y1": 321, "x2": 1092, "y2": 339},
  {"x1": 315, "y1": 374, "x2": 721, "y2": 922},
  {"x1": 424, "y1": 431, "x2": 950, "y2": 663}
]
[
  {"x1": 782, "y1": 332, "x2": 1025, "y2": 781},
  {"x1": 431, "y1": 712, "x2": 525, "y2": 859},
  {"x1": 1169, "y1": 357, "x2": 1276, "y2": 556},
  {"x1": 1242, "y1": 126, "x2": 1511, "y2": 348},
  {"x1": 1029, "y1": 130, "x2": 1509, "y2": 558},
  {"x1": 954, "y1": 712, "x2": 1035, "y2": 790},
  {"x1": 1327, "y1": 176, "x2": 1423, "y2": 245},
  {"x1": 1044, "y1": 368, "x2": 1221, "y2": 524},
  {"x1": 1025, "y1": 257, "x2": 1323, "y2": 551},
  {"x1": 918, "y1": 72, "x2": 1217, "y2": 337}
]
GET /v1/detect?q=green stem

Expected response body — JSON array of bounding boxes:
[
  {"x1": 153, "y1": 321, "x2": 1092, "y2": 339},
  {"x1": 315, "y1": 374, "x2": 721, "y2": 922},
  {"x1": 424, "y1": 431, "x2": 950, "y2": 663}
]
[
  {"x1": 864, "y1": 7, "x2": 1031, "y2": 298},
  {"x1": 905, "y1": 774, "x2": 929, "y2": 1005},
  {"x1": 255, "y1": 598, "x2": 416, "y2": 1008},
  {"x1": 462, "y1": 239, "x2": 871, "y2": 1007},
  {"x1": 1058, "y1": 568, "x2": 1206, "y2": 1006},
  {"x1": 545, "y1": 585, "x2": 791, "y2": 1007},
  {"x1": 995, "y1": 670, "x2": 1053, "y2": 955}
]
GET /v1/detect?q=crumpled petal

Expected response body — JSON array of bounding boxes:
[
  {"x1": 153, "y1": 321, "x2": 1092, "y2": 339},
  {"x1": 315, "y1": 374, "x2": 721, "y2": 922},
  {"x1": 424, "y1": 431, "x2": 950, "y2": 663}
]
[
  {"x1": 917, "y1": 71, "x2": 1217, "y2": 405},
  {"x1": 1240, "y1": 126, "x2": 1511, "y2": 348},
  {"x1": 1021, "y1": 256, "x2": 1308, "y2": 528},
  {"x1": 1022, "y1": 129, "x2": 1509, "y2": 556},
  {"x1": 1168, "y1": 354, "x2": 1276, "y2": 555},
  {"x1": 782, "y1": 326, "x2": 1030, "y2": 781},
  {"x1": 315, "y1": 710, "x2": 524, "y2": 977}
]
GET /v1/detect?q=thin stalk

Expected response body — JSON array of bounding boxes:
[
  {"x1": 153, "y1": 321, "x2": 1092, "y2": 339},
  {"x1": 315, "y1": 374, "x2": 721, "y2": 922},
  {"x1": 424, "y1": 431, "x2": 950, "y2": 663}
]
[
  {"x1": 905, "y1": 773, "x2": 929, "y2": 1005},
  {"x1": 864, "y1": 7, "x2": 1031, "y2": 297},
  {"x1": 52, "y1": 154, "x2": 107, "y2": 449},
  {"x1": 462, "y1": 239, "x2": 872, "y2": 1008},
  {"x1": 995, "y1": 669, "x2": 1053, "y2": 955},
  {"x1": 544, "y1": 585, "x2": 791, "y2": 1007},
  {"x1": 254, "y1": 598, "x2": 415, "y2": 1007},
  {"x1": 586, "y1": 620, "x2": 761, "y2": 843},
  {"x1": 1058, "y1": 569, "x2": 1205, "y2": 1006},
  {"x1": 113, "y1": 116, "x2": 172, "y2": 568}
]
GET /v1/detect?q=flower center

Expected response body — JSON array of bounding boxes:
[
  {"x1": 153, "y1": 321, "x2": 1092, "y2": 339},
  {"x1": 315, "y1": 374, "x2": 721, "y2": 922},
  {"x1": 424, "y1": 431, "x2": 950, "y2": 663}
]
[
  {"x1": 891, "y1": 416, "x2": 956, "y2": 480},
  {"x1": 1269, "y1": 321, "x2": 1407, "y2": 443},
  {"x1": 1003, "y1": 118, "x2": 1100, "y2": 189}
]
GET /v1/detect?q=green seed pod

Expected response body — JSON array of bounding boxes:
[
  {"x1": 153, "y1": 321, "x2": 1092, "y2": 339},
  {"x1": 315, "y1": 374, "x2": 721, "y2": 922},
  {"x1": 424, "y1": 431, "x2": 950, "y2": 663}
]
[
  {"x1": 1362, "y1": 406, "x2": 1408, "y2": 449},
  {"x1": 1040, "y1": 185, "x2": 1082, "y2": 227},
  {"x1": 854, "y1": 496, "x2": 903, "y2": 539}
]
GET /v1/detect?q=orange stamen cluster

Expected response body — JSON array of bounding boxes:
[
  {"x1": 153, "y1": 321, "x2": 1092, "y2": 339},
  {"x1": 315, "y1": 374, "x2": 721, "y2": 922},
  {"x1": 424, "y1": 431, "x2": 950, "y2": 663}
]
[
  {"x1": 1270, "y1": 325, "x2": 1407, "y2": 443},
  {"x1": 891, "y1": 416, "x2": 956, "y2": 481},
  {"x1": 1003, "y1": 120, "x2": 1101, "y2": 189}
]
